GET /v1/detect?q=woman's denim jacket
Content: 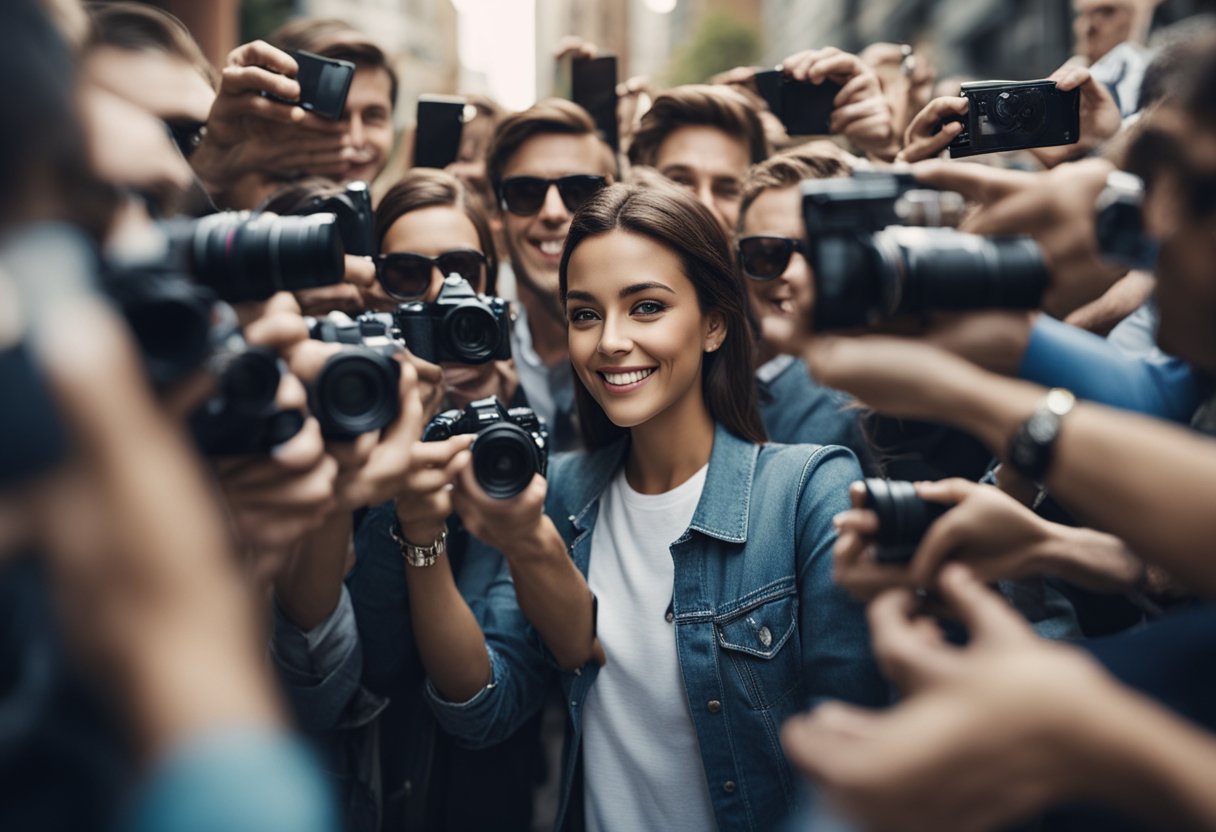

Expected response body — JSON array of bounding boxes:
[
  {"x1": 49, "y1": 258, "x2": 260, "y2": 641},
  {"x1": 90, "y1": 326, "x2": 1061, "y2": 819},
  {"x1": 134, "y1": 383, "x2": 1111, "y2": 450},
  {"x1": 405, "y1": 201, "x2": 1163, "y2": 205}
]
[{"x1": 426, "y1": 424, "x2": 889, "y2": 831}]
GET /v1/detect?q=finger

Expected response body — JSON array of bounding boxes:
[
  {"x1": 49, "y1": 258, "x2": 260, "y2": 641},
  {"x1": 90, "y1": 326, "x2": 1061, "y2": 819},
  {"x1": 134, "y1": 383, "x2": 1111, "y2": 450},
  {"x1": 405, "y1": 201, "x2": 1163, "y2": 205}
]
[
  {"x1": 220, "y1": 65, "x2": 300, "y2": 102},
  {"x1": 867, "y1": 588, "x2": 952, "y2": 691},
  {"x1": 935, "y1": 563, "x2": 1031, "y2": 646},
  {"x1": 215, "y1": 89, "x2": 306, "y2": 127},
  {"x1": 1050, "y1": 65, "x2": 1090, "y2": 93},
  {"x1": 326, "y1": 430, "x2": 379, "y2": 472},
  {"x1": 897, "y1": 122, "x2": 963, "y2": 164},
  {"x1": 912, "y1": 478, "x2": 974, "y2": 506},
  {"x1": 780, "y1": 703, "x2": 878, "y2": 778},
  {"x1": 410, "y1": 433, "x2": 477, "y2": 469},
  {"x1": 285, "y1": 339, "x2": 342, "y2": 385},
  {"x1": 242, "y1": 310, "x2": 310, "y2": 351},
  {"x1": 848, "y1": 480, "x2": 867, "y2": 509},
  {"x1": 910, "y1": 159, "x2": 1031, "y2": 205},
  {"x1": 833, "y1": 72, "x2": 877, "y2": 107},
  {"x1": 807, "y1": 52, "x2": 864, "y2": 85},
  {"x1": 406, "y1": 449, "x2": 472, "y2": 494},
  {"x1": 830, "y1": 96, "x2": 888, "y2": 130},
  {"x1": 343, "y1": 255, "x2": 376, "y2": 291},
  {"x1": 833, "y1": 508, "x2": 879, "y2": 537},
  {"x1": 234, "y1": 454, "x2": 338, "y2": 512},
  {"x1": 226, "y1": 39, "x2": 298, "y2": 76},
  {"x1": 907, "y1": 509, "x2": 965, "y2": 588}
]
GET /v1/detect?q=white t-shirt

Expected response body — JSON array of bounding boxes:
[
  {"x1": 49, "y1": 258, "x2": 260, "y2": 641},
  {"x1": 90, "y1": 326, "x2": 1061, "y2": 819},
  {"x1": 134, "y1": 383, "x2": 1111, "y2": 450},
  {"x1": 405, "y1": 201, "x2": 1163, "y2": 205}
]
[{"x1": 583, "y1": 464, "x2": 717, "y2": 832}]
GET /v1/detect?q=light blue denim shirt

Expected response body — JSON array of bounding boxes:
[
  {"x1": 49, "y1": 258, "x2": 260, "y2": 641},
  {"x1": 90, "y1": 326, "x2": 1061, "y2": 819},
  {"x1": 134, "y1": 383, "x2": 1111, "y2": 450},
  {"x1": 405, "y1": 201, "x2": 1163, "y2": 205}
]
[{"x1": 426, "y1": 423, "x2": 889, "y2": 831}]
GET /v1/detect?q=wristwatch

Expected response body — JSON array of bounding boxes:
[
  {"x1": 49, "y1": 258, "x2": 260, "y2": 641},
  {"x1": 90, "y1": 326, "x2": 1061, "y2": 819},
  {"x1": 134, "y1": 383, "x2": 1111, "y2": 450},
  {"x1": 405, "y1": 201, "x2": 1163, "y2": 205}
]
[
  {"x1": 389, "y1": 518, "x2": 447, "y2": 568},
  {"x1": 1006, "y1": 387, "x2": 1076, "y2": 485}
]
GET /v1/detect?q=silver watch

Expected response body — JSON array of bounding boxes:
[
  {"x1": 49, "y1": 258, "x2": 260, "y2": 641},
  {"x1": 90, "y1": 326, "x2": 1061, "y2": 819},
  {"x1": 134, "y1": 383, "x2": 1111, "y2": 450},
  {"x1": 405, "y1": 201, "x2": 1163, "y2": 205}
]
[{"x1": 389, "y1": 520, "x2": 446, "y2": 568}]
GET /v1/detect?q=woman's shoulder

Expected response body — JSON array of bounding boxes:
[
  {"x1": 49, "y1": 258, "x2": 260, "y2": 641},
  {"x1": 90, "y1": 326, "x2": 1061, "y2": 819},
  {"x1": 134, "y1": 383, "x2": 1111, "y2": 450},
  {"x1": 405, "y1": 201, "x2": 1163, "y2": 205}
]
[{"x1": 753, "y1": 440, "x2": 862, "y2": 486}]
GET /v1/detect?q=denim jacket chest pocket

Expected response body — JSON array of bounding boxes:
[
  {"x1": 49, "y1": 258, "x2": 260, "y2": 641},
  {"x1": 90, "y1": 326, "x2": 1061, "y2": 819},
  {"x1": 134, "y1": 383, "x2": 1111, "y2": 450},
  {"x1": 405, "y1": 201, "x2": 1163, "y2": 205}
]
[{"x1": 714, "y1": 591, "x2": 801, "y2": 711}]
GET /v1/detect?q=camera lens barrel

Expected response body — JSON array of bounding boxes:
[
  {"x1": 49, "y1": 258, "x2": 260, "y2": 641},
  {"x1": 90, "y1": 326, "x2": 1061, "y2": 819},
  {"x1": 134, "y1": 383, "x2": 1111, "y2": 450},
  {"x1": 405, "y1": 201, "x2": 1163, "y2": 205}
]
[
  {"x1": 310, "y1": 348, "x2": 401, "y2": 439},
  {"x1": 862, "y1": 478, "x2": 950, "y2": 563},
  {"x1": 471, "y1": 421, "x2": 545, "y2": 499}
]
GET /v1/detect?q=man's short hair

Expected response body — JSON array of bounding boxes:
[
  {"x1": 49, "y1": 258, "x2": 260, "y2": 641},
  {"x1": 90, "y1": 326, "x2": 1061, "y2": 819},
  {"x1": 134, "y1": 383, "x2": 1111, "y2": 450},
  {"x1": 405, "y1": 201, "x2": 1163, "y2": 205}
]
[
  {"x1": 85, "y1": 1, "x2": 216, "y2": 87},
  {"x1": 269, "y1": 18, "x2": 398, "y2": 110},
  {"x1": 628, "y1": 84, "x2": 769, "y2": 168},
  {"x1": 738, "y1": 142, "x2": 855, "y2": 231},
  {"x1": 486, "y1": 98, "x2": 613, "y2": 197}
]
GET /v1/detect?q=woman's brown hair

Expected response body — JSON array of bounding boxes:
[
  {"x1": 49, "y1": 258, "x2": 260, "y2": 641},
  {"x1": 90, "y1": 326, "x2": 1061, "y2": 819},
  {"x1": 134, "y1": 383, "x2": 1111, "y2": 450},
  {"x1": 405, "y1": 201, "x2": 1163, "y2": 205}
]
[
  {"x1": 374, "y1": 169, "x2": 500, "y2": 295},
  {"x1": 559, "y1": 183, "x2": 767, "y2": 449}
]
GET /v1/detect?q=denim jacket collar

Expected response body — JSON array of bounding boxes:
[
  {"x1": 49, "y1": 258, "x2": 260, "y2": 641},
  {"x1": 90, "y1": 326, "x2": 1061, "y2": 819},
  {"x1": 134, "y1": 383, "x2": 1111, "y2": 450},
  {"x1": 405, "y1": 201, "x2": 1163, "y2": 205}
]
[{"x1": 566, "y1": 423, "x2": 757, "y2": 545}]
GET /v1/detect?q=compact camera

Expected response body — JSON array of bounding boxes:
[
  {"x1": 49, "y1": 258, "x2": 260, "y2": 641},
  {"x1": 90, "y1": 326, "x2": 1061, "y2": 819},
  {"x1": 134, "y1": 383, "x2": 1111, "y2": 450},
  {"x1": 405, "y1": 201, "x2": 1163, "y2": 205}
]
[
  {"x1": 801, "y1": 172, "x2": 1049, "y2": 330},
  {"x1": 423, "y1": 396, "x2": 549, "y2": 499},
  {"x1": 307, "y1": 312, "x2": 403, "y2": 439},
  {"x1": 394, "y1": 275, "x2": 512, "y2": 365},
  {"x1": 948, "y1": 79, "x2": 1080, "y2": 158},
  {"x1": 860, "y1": 478, "x2": 950, "y2": 564}
]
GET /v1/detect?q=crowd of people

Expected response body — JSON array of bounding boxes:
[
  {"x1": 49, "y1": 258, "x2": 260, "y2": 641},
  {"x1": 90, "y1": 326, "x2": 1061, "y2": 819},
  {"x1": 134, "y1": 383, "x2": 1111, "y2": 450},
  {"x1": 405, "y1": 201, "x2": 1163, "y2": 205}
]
[{"x1": 3, "y1": 0, "x2": 1216, "y2": 829}]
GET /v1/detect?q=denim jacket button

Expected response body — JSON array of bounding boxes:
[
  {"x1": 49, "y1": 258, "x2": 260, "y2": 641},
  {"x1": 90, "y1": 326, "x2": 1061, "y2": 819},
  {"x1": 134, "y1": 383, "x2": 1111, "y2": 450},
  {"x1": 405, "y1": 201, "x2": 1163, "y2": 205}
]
[
  {"x1": 758, "y1": 625, "x2": 772, "y2": 647},
  {"x1": 706, "y1": 699, "x2": 721, "y2": 714},
  {"x1": 723, "y1": 780, "x2": 737, "y2": 794},
  {"x1": 665, "y1": 610, "x2": 675, "y2": 623}
]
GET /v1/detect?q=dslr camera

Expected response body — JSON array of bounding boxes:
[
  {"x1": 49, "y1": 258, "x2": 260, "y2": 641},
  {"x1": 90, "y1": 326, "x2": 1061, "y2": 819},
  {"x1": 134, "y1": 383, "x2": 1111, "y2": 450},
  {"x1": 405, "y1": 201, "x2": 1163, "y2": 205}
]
[
  {"x1": 307, "y1": 312, "x2": 403, "y2": 439},
  {"x1": 949, "y1": 80, "x2": 1080, "y2": 158},
  {"x1": 802, "y1": 172, "x2": 1049, "y2": 330},
  {"x1": 1094, "y1": 171, "x2": 1158, "y2": 271},
  {"x1": 860, "y1": 478, "x2": 950, "y2": 563},
  {"x1": 395, "y1": 275, "x2": 512, "y2": 365},
  {"x1": 423, "y1": 396, "x2": 548, "y2": 499},
  {"x1": 304, "y1": 180, "x2": 376, "y2": 257}
]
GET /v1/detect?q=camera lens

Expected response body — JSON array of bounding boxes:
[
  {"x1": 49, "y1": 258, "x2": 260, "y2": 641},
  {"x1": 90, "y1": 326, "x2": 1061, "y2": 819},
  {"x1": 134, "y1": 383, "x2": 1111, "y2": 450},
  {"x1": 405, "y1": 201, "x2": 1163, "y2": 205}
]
[
  {"x1": 862, "y1": 478, "x2": 950, "y2": 563},
  {"x1": 443, "y1": 302, "x2": 499, "y2": 364},
  {"x1": 472, "y1": 421, "x2": 541, "y2": 499},
  {"x1": 174, "y1": 212, "x2": 345, "y2": 303},
  {"x1": 311, "y1": 349, "x2": 400, "y2": 439}
]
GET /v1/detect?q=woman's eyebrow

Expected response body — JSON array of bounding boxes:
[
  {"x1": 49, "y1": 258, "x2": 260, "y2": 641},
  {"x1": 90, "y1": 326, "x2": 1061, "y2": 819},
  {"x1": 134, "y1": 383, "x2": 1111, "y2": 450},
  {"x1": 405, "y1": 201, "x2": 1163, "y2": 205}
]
[
  {"x1": 620, "y1": 281, "x2": 676, "y2": 298},
  {"x1": 565, "y1": 289, "x2": 597, "y2": 303}
]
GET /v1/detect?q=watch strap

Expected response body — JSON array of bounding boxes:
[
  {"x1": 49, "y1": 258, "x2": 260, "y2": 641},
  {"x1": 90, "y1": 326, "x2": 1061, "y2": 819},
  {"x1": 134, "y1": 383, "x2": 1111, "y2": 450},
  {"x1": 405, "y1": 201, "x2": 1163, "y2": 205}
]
[{"x1": 389, "y1": 518, "x2": 446, "y2": 568}]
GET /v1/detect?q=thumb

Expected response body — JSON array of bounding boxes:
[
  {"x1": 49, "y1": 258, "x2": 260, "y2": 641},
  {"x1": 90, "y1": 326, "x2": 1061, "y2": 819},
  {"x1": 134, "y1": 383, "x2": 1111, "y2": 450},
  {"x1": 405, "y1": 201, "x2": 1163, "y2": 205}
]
[{"x1": 936, "y1": 563, "x2": 1031, "y2": 647}]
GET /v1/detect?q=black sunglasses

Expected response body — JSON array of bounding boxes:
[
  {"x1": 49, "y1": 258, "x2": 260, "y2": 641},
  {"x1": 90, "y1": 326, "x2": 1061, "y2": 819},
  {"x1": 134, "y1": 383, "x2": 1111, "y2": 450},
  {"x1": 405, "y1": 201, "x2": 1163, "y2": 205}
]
[
  {"x1": 737, "y1": 235, "x2": 808, "y2": 280},
  {"x1": 375, "y1": 249, "x2": 486, "y2": 300},
  {"x1": 498, "y1": 175, "x2": 607, "y2": 216}
]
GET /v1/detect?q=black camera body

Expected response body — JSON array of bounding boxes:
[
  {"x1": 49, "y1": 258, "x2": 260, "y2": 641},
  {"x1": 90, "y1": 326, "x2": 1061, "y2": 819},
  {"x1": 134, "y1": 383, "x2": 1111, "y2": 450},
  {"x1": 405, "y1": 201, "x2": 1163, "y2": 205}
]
[
  {"x1": 307, "y1": 313, "x2": 403, "y2": 439},
  {"x1": 949, "y1": 80, "x2": 1080, "y2": 158},
  {"x1": 801, "y1": 172, "x2": 1048, "y2": 330},
  {"x1": 754, "y1": 70, "x2": 842, "y2": 136},
  {"x1": 308, "y1": 180, "x2": 376, "y2": 257},
  {"x1": 861, "y1": 479, "x2": 951, "y2": 564},
  {"x1": 394, "y1": 275, "x2": 512, "y2": 365},
  {"x1": 423, "y1": 396, "x2": 548, "y2": 499}
]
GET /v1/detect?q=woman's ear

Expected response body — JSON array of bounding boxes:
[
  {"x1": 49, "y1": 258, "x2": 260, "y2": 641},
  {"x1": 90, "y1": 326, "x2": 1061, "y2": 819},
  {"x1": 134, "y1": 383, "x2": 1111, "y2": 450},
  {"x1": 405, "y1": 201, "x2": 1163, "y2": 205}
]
[{"x1": 704, "y1": 311, "x2": 727, "y2": 353}]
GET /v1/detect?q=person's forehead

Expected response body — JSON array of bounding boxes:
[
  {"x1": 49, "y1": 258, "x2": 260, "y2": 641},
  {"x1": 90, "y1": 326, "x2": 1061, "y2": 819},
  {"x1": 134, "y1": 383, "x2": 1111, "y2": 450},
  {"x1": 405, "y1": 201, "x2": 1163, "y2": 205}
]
[
  {"x1": 1074, "y1": 0, "x2": 1132, "y2": 13},
  {"x1": 504, "y1": 132, "x2": 610, "y2": 177},
  {"x1": 86, "y1": 46, "x2": 214, "y2": 123},
  {"x1": 383, "y1": 205, "x2": 481, "y2": 253},
  {"x1": 347, "y1": 65, "x2": 393, "y2": 106},
  {"x1": 741, "y1": 185, "x2": 803, "y2": 236},
  {"x1": 655, "y1": 125, "x2": 750, "y2": 180}
]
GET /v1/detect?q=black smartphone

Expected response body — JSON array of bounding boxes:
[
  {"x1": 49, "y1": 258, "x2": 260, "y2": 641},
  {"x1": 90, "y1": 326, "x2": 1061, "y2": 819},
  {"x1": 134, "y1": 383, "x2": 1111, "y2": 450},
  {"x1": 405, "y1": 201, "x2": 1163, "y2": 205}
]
[
  {"x1": 572, "y1": 55, "x2": 619, "y2": 153},
  {"x1": 754, "y1": 70, "x2": 842, "y2": 136},
  {"x1": 413, "y1": 94, "x2": 465, "y2": 170},
  {"x1": 949, "y1": 80, "x2": 1081, "y2": 158},
  {"x1": 292, "y1": 50, "x2": 355, "y2": 120}
]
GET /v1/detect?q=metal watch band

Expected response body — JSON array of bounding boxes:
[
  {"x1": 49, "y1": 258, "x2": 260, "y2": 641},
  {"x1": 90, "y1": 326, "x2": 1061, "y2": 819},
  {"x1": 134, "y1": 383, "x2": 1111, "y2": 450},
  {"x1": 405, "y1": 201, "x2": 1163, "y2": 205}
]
[
  {"x1": 1006, "y1": 387, "x2": 1075, "y2": 485},
  {"x1": 389, "y1": 519, "x2": 446, "y2": 568}
]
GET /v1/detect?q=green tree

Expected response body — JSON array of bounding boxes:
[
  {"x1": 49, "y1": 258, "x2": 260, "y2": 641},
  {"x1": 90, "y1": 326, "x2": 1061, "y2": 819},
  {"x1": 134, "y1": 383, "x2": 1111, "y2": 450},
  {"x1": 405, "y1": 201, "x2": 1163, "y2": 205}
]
[{"x1": 666, "y1": 10, "x2": 762, "y2": 86}]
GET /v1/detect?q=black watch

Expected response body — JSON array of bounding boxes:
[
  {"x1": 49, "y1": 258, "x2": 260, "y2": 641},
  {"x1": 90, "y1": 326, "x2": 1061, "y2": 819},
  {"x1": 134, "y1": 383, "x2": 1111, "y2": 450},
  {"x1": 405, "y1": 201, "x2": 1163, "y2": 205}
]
[{"x1": 1007, "y1": 388, "x2": 1075, "y2": 485}]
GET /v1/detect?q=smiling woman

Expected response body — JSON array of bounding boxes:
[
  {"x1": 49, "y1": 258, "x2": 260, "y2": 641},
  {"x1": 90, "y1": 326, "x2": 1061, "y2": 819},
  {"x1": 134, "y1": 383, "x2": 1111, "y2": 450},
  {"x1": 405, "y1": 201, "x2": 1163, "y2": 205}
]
[{"x1": 412, "y1": 183, "x2": 889, "y2": 832}]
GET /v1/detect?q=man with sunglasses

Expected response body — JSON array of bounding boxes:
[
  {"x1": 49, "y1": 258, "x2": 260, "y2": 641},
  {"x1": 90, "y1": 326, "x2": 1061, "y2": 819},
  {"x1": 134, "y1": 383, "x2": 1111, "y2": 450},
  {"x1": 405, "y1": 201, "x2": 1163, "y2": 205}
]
[
  {"x1": 486, "y1": 99, "x2": 616, "y2": 451},
  {"x1": 736, "y1": 146, "x2": 878, "y2": 472}
]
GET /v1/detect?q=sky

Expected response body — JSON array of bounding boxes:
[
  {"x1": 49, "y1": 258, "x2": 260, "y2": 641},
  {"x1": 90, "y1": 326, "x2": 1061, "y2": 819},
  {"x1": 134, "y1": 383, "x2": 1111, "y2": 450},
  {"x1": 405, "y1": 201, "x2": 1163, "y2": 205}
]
[{"x1": 453, "y1": 0, "x2": 537, "y2": 110}]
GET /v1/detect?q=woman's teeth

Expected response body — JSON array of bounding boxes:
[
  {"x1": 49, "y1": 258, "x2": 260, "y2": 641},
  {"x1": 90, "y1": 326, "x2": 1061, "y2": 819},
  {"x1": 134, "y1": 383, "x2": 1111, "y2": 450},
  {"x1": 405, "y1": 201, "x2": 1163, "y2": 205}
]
[
  {"x1": 538, "y1": 240, "x2": 563, "y2": 256},
  {"x1": 602, "y1": 368, "x2": 655, "y2": 385}
]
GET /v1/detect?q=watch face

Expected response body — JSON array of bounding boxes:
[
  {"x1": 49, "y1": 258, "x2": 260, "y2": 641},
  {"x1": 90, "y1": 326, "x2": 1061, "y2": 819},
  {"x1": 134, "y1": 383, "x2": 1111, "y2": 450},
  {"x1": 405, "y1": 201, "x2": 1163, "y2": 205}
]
[{"x1": 1027, "y1": 412, "x2": 1057, "y2": 443}]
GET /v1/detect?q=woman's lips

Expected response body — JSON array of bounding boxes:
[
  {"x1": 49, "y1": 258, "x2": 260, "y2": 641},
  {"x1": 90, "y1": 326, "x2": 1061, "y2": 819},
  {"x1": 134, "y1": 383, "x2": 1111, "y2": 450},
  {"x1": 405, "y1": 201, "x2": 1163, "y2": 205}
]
[{"x1": 597, "y1": 367, "x2": 656, "y2": 392}]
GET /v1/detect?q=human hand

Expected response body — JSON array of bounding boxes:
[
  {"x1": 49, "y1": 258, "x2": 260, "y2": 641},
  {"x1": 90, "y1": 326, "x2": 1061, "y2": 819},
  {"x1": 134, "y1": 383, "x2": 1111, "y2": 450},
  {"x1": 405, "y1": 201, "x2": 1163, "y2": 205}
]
[
  {"x1": 1031, "y1": 65, "x2": 1123, "y2": 169},
  {"x1": 781, "y1": 564, "x2": 1115, "y2": 832},
  {"x1": 896, "y1": 95, "x2": 969, "y2": 163},
  {"x1": 913, "y1": 157, "x2": 1127, "y2": 317},
  {"x1": 393, "y1": 434, "x2": 476, "y2": 545},
  {"x1": 781, "y1": 48, "x2": 898, "y2": 158},
  {"x1": 191, "y1": 40, "x2": 344, "y2": 196},
  {"x1": 294, "y1": 254, "x2": 385, "y2": 317},
  {"x1": 449, "y1": 465, "x2": 548, "y2": 560}
]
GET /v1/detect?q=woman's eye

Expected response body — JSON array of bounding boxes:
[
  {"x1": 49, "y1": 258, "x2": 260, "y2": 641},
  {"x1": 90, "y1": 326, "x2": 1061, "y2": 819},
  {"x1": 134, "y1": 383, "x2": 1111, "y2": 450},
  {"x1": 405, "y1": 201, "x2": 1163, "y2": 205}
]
[
  {"x1": 569, "y1": 308, "x2": 599, "y2": 323},
  {"x1": 632, "y1": 300, "x2": 666, "y2": 316}
]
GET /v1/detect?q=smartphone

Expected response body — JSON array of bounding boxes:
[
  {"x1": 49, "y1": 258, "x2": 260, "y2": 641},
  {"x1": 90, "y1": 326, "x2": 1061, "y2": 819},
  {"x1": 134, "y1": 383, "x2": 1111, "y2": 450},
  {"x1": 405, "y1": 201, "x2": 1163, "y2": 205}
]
[
  {"x1": 292, "y1": 50, "x2": 355, "y2": 120},
  {"x1": 573, "y1": 55, "x2": 619, "y2": 153},
  {"x1": 754, "y1": 70, "x2": 842, "y2": 136},
  {"x1": 948, "y1": 79, "x2": 1081, "y2": 158},
  {"x1": 413, "y1": 94, "x2": 466, "y2": 170}
]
